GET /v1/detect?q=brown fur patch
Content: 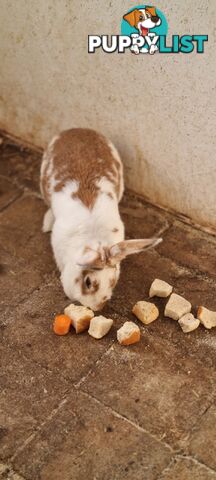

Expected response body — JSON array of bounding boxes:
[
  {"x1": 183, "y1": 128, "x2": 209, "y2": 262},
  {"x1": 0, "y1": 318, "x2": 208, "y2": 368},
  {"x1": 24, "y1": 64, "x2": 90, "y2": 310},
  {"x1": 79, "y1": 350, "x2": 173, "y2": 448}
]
[
  {"x1": 92, "y1": 279, "x2": 99, "y2": 293},
  {"x1": 55, "y1": 180, "x2": 66, "y2": 192},
  {"x1": 41, "y1": 129, "x2": 122, "y2": 210}
]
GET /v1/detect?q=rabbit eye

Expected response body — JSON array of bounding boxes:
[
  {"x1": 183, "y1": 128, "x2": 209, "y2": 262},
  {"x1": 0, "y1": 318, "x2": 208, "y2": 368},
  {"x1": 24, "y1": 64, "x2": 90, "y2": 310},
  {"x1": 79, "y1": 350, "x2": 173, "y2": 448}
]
[{"x1": 85, "y1": 276, "x2": 91, "y2": 289}]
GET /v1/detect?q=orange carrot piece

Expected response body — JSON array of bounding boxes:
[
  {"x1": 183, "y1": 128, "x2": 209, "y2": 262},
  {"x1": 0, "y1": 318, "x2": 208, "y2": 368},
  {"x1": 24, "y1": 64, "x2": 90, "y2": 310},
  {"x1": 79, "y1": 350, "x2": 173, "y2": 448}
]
[{"x1": 53, "y1": 314, "x2": 71, "y2": 336}]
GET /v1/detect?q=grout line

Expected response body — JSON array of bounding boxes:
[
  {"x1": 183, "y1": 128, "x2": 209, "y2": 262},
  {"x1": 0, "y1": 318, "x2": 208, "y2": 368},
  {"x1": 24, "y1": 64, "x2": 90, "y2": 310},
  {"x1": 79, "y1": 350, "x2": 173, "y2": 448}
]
[
  {"x1": 74, "y1": 342, "x2": 115, "y2": 389},
  {"x1": 178, "y1": 454, "x2": 216, "y2": 475},
  {"x1": 0, "y1": 272, "x2": 58, "y2": 325},
  {"x1": 0, "y1": 173, "x2": 27, "y2": 197},
  {"x1": 155, "y1": 457, "x2": 176, "y2": 479},
  {"x1": 15, "y1": 342, "x2": 115, "y2": 392},
  {"x1": 7, "y1": 350, "x2": 117, "y2": 464},
  {"x1": 76, "y1": 389, "x2": 175, "y2": 453},
  {"x1": 0, "y1": 185, "x2": 44, "y2": 214},
  {"x1": 156, "y1": 454, "x2": 216, "y2": 479},
  {"x1": 182, "y1": 396, "x2": 216, "y2": 449},
  {"x1": 0, "y1": 187, "x2": 44, "y2": 217},
  {"x1": 0, "y1": 173, "x2": 21, "y2": 186},
  {"x1": 10, "y1": 397, "x2": 69, "y2": 463},
  {"x1": 21, "y1": 189, "x2": 43, "y2": 200},
  {"x1": 0, "y1": 191, "x2": 24, "y2": 214}
]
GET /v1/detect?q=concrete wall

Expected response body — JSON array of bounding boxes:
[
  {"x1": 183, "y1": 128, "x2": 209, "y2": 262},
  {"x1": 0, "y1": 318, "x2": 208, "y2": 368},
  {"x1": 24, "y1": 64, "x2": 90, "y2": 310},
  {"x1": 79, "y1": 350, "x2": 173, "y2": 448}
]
[{"x1": 0, "y1": 0, "x2": 215, "y2": 228}]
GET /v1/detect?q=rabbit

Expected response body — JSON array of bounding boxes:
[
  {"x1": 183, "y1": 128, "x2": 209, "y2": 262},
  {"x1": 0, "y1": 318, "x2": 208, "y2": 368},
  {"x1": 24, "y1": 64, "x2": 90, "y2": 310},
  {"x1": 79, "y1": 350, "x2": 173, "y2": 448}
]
[{"x1": 40, "y1": 128, "x2": 162, "y2": 311}]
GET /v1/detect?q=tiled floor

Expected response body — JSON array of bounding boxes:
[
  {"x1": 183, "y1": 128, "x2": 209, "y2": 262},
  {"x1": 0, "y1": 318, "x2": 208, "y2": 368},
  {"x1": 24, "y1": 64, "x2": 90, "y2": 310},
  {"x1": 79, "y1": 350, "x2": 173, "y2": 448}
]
[{"x1": 0, "y1": 134, "x2": 216, "y2": 480}]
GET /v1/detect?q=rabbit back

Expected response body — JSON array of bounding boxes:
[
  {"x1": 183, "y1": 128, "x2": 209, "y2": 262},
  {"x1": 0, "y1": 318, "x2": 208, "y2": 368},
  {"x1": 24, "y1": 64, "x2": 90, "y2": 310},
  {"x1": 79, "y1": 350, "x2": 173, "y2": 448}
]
[{"x1": 40, "y1": 128, "x2": 124, "y2": 209}]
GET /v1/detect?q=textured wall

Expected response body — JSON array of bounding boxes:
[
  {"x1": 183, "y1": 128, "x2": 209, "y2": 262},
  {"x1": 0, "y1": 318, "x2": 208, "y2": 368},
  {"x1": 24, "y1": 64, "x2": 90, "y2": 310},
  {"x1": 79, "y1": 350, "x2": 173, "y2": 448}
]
[{"x1": 0, "y1": 0, "x2": 215, "y2": 228}]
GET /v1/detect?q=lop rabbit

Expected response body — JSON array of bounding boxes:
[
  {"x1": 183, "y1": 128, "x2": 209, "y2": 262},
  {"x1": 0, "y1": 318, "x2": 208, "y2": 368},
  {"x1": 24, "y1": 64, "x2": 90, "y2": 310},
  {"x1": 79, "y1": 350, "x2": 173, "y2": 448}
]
[{"x1": 40, "y1": 128, "x2": 161, "y2": 311}]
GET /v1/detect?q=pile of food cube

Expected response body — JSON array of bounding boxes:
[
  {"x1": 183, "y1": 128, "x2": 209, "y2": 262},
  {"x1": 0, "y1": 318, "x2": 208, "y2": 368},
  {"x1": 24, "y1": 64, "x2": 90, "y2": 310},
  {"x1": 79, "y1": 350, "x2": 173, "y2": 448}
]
[{"x1": 53, "y1": 278, "x2": 216, "y2": 346}]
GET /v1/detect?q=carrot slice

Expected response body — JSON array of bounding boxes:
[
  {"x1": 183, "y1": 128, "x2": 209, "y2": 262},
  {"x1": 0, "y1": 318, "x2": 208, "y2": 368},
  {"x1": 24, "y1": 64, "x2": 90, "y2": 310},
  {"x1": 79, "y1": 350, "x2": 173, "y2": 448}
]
[{"x1": 53, "y1": 314, "x2": 71, "y2": 336}]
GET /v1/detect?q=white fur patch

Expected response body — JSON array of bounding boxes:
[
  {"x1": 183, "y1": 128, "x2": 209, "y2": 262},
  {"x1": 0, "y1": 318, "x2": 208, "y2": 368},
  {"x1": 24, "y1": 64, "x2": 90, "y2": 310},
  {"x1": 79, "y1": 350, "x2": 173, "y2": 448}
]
[
  {"x1": 42, "y1": 208, "x2": 55, "y2": 233},
  {"x1": 62, "y1": 180, "x2": 79, "y2": 195},
  {"x1": 51, "y1": 180, "x2": 83, "y2": 221},
  {"x1": 97, "y1": 177, "x2": 116, "y2": 197}
]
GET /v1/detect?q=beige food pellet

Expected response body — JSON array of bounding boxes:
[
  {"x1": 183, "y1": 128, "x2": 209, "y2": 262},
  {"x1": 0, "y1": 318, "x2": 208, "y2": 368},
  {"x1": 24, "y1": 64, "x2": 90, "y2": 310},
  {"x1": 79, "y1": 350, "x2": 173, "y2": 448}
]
[
  {"x1": 197, "y1": 306, "x2": 216, "y2": 330},
  {"x1": 164, "y1": 293, "x2": 191, "y2": 321},
  {"x1": 64, "y1": 304, "x2": 94, "y2": 334},
  {"x1": 88, "y1": 316, "x2": 113, "y2": 339},
  {"x1": 149, "y1": 279, "x2": 173, "y2": 298},
  {"x1": 117, "y1": 322, "x2": 140, "y2": 346},
  {"x1": 132, "y1": 301, "x2": 159, "y2": 325},
  {"x1": 178, "y1": 313, "x2": 200, "y2": 333}
]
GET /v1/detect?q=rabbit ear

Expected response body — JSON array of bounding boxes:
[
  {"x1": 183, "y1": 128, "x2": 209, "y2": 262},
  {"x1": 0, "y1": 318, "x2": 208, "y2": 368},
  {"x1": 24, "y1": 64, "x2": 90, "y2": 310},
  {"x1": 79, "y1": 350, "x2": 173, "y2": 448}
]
[
  {"x1": 109, "y1": 238, "x2": 162, "y2": 263},
  {"x1": 77, "y1": 248, "x2": 106, "y2": 269}
]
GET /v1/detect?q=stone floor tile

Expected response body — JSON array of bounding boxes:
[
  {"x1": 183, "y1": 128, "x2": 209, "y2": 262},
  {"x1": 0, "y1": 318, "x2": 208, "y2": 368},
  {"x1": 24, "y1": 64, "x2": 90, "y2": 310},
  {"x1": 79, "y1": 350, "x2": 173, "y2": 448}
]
[
  {"x1": 12, "y1": 389, "x2": 172, "y2": 480},
  {"x1": 0, "y1": 177, "x2": 21, "y2": 211},
  {"x1": 1, "y1": 279, "x2": 113, "y2": 383},
  {"x1": 0, "y1": 195, "x2": 56, "y2": 312},
  {"x1": 188, "y1": 404, "x2": 216, "y2": 471},
  {"x1": 0, "y1": 463, "x2": 26, "y2": 479},
  {"x1": 0, "y1": 195, "x2": 53, "y2": 271},
  {"x1": 80, "y1": 340, "x2": 216, "y2": 448},
  {"x1": 0, "y1": 140, "x2": 41, "y2": 192},
  {"x1": 158, "y1": 222, "x2": 216, "y2": 279},
  {"x1": 0, "y1": 248, "x2": 51, "y2": 315},
  {"x1": 158, "y1": 457, "x2": 216, "y2": 479},
  {"x1": 0, "y1": 346, "x2": 70, "y2": 460}
]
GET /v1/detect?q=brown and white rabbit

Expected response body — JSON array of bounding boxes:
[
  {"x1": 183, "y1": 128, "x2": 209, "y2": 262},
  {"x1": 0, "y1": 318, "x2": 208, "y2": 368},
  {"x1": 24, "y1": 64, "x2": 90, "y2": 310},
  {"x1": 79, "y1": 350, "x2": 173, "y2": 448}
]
[{"x1": 40, "y1": 128, "x2": 162, "y2": 311}]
